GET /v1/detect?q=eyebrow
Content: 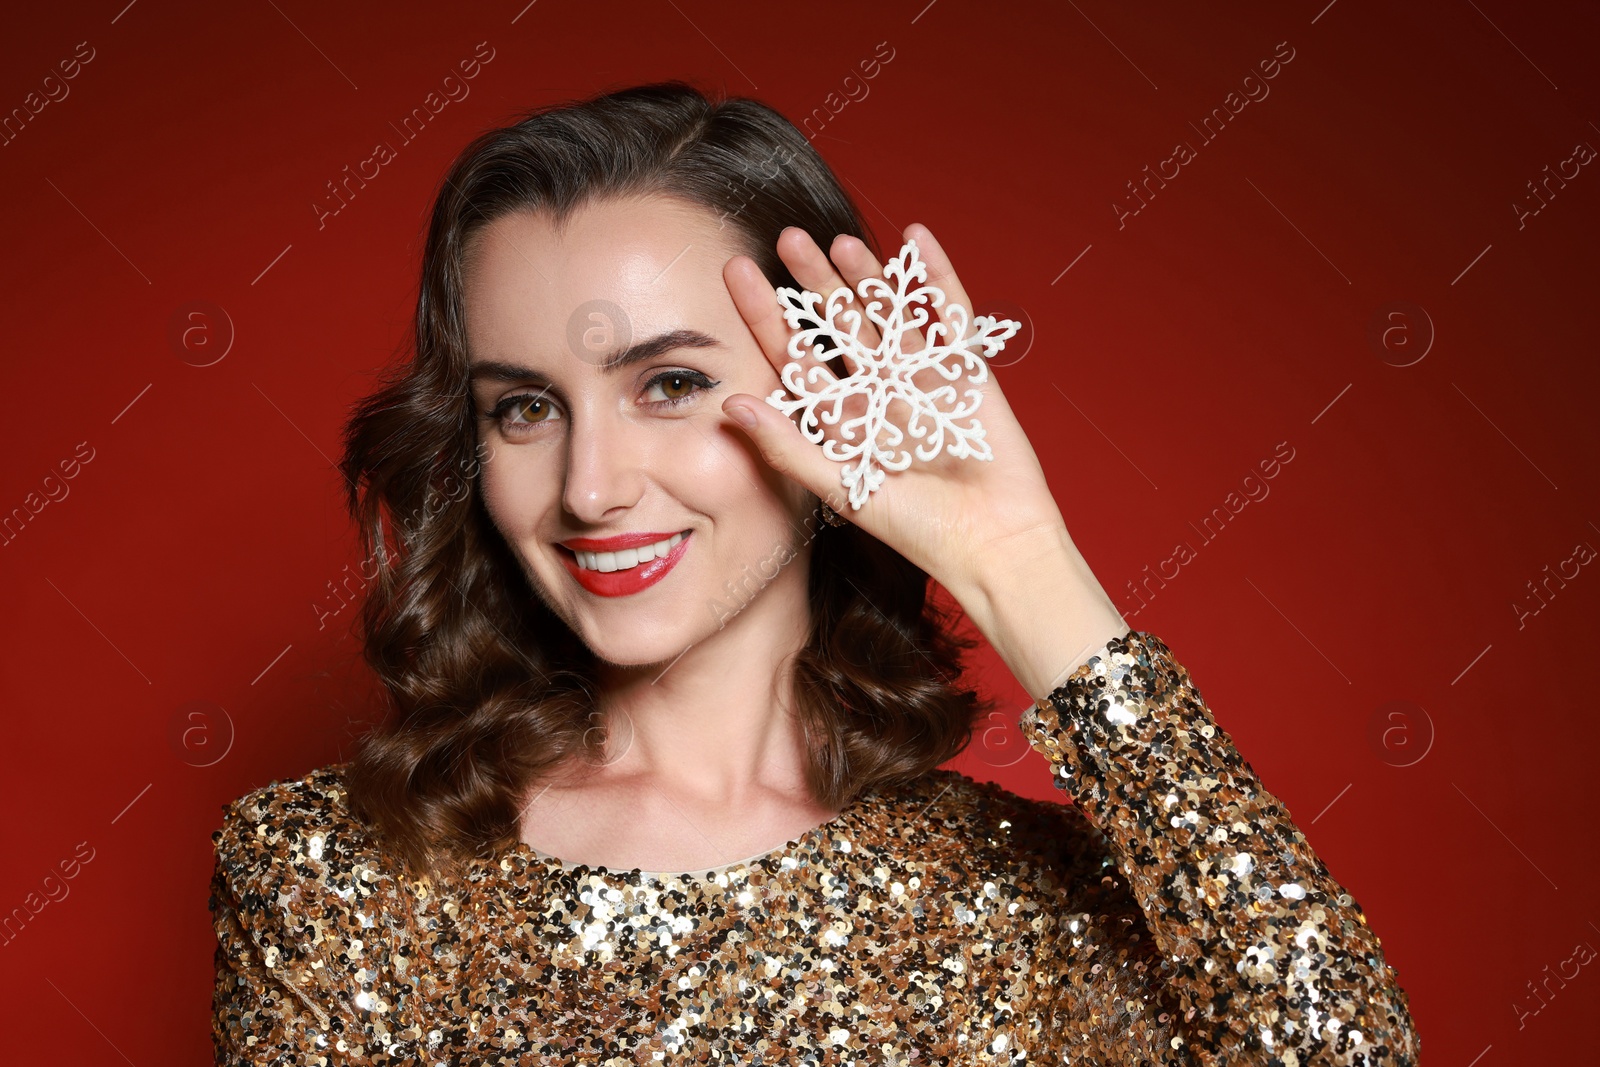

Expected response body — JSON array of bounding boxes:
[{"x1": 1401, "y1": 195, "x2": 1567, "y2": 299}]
[{"x1": 468, "y1": 327, "x2": 724, "y2": 383}]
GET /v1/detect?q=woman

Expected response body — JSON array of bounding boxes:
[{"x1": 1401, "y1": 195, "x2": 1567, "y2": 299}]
[{"x1": 209, "y1": 81, "x2": 1420, "y2": 1064}]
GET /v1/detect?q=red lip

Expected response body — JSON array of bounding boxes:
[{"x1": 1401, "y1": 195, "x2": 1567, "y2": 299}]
[
  {"x1": 560, "y1": 531, "x2": 686, "y2": 552},
  {"x1": 558, "y1": 532, "x2": 692, "y2": 598}
]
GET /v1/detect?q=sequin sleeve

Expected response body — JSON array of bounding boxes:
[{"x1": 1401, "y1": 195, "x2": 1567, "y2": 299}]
[
  {"x1": 1018, "y1": 630, "x2": 1420, "y2": 1065},
  {"x1": 209, "y1": 794, "x2": 376, "y2": 1065}
]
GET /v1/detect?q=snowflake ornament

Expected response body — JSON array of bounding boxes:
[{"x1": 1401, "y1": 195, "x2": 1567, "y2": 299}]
[{"x1": 764, "y1": 238, "x2": 1022, "y2": 511}]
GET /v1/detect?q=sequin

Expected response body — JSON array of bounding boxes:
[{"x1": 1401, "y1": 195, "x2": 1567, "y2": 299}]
[{"x1": 210, "y1": 630, "x2": 1418, "y2": 1064}]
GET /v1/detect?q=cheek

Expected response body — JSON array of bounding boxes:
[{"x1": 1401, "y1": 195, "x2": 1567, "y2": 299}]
[
  {"x1": 478, "y1": 453, "x2": 553, "y2": 536},
  {"x1": 682, "y1": 416, "x2": 814, "y2": 537},
  {"x1": 686, "y1": 417, "x2": 752, "y2": 475},
  {"x1": 679, "y1": 415, "x2": 797, "y2": 505}
]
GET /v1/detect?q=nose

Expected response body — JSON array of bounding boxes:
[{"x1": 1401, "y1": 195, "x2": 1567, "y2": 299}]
[{"x1": 561, "y1": 403, "x2": 646, "y2": 525}]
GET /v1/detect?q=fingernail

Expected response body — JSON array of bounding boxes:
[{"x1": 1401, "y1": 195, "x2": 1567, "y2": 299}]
[{"x1": 727, "y1": 404, "x2": 757, "y2": 429}]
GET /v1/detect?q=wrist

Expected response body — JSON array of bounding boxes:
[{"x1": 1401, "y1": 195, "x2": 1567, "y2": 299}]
[{"x1": 946, "y1": 524, "x2": 1130, "y2": 699}]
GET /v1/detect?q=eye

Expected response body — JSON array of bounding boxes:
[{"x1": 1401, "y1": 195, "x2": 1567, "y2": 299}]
[
  {"x1": 483, "y1": 369, "x2": 722, "y2": 439},
  {"x1": 643, "y1": 369, "x2": 720, "y2": 407},
  {"x1": 486, "y1": 390, "x2": 559, "y2": 436}
]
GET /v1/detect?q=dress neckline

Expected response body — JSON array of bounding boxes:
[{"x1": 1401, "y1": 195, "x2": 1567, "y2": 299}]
[{"x1": 491, "y1": 779, "x2": 884, "y2": 885}]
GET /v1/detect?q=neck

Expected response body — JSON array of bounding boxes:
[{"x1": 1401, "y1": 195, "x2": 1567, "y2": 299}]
[{"x1": 589, "y1": 562, "x2": 816, "y2": 805}]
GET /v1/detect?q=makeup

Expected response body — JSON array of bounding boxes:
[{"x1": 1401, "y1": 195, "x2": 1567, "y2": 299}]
[{"x1": 558, "y1": 531, "x2": 693, "y2": 597}]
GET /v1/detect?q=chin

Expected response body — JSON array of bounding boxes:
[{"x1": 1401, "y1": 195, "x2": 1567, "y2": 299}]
[
  {"x1": 547, "y1": 588, "x2": 708, "y2": 664},
  {"x1": 577, "y1": 623, "x2": 702, "y2": 672}
]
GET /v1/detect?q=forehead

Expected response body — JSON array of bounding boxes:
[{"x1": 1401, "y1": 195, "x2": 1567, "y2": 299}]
[{"x1": 462, "y1": 194, "x2": 746, "y2": 352}]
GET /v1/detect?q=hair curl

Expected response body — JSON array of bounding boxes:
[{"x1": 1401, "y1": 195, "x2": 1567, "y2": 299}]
[{"x1": 338, "y1": 80, "x2": 994, "y2": 879}]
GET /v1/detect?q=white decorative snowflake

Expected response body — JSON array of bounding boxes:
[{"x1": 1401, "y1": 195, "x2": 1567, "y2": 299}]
[{"x1": 764, "y1": 238, "x2": 1021, "y2": 511}]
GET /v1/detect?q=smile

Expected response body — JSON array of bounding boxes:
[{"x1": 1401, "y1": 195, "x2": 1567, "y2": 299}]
[
  {"x1": 557, "y1": 531, "x2": 692, "y2": 598},
  {"x1": 573, "y1": 532, "x2": 685, "y2": 572}
]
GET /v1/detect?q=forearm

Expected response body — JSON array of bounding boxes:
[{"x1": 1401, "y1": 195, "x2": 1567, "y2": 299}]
[
  {"x1": 946, "y1": 522, "x2": 1129, "y2": 698},
  {"x1": 1024, "y1": 631, "x2": 1421, "y2": 1064}
]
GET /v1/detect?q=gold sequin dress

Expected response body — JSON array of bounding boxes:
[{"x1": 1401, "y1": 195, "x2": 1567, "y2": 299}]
[{"x1": 209, "y1": 631, "x2": 1420, "y2": 1064}]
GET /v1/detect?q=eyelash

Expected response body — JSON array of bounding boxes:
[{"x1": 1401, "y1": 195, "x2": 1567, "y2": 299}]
[{"x1": 484, "y1": 370, "x2": 722, "y2": 436}]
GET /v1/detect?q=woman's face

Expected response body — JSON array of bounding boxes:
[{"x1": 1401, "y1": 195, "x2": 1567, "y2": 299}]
[{"x1": 462, "y1": 193, "x2": 816, "y2": 668}]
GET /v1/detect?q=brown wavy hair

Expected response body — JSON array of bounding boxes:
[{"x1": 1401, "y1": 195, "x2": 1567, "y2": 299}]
[{"x1": 338, "y1": 80, "x2": 994, "y2": 879}]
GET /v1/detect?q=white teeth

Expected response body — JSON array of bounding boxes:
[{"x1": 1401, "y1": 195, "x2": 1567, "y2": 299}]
[{"x1": 575, "y1": 532, "x2": 684, "y2": 573}]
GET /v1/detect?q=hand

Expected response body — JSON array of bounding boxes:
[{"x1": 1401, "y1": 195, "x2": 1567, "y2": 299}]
[{"x1": 720, "y1": 223, "x2": 1062, "y2": 595}]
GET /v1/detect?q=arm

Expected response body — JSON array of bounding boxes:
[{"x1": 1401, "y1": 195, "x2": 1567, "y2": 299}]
[
  {"x1": 955, "y1": 533, "x2": 1421, "y2": 1065},
  {"x1": 208, "y1": 790, "x2": 394, "y2": 1066},
  {"x1": 1022, "y1": 630, "x2": 1418, "y2": 1064},
  {"x1": 210, "y1": 856, "x2": 348, "y2": 1065},
  {"x1": 714, "y1": 218, "x2": 1418, "y2": 1061}
]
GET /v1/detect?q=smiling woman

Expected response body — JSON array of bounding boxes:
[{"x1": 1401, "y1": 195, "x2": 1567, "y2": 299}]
[
  {"x1": 207, "y1": 80, "x2": 1420, "y2": 1064},
  {"x1": 319, "y1": 88, "x2": 977, "y2": 888}
]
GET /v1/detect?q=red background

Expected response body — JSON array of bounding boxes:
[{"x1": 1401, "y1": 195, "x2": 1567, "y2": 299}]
[{"x1": 2, "y1": 0, "x2": 1596, "y2": 1061}]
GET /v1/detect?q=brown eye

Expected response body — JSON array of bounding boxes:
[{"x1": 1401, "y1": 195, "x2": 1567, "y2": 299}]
[
  {"x1": 658, "y1": 374, "x2": 695, "y2": 400},
  {"x1": 644, "y1": 369, "x2": 719, "y2": 407},
  {"x1": 489, "y1": 391, "x2": 560, "y2": 435},
  {"x1": 509, "y1": 397, "x2": 552, "y2": 423}
]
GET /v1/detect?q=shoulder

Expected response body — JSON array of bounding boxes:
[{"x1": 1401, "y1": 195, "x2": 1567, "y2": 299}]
[
  {"x1": 208, "y1": 766, "x2": 426, "y2": 1053},
  {"x1": 212, "y1": 762, "x2": 363, "y2": 867},
  {"x1": 870, "y1": 766, "x2": 1111, "y2": 887},
  {"x1": 209, "y1": 761, "x2": 398, "y2": 920}
]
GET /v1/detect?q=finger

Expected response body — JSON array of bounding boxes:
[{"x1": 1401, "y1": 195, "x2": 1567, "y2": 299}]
[
  {"x1": 777, "y1": 227, "x2": 884, "y2": 354},
  {"x1": 724, "y1": 251, "x2": 866, "y2": 456},
  {"x1": 819, "y1": 233, "x2": 934, "y2": 441},
  {"x1": 906, "y1": 223, "x2": 975, "y2": 324},
  {"x1": 824, "y1": 233, "x2": 888, "y2": 351},
  {"x1": 898, "y1": 222, "x2": 996, "y2": 405},
  {"x1": 902, "y1": 223, "x2": 983, "y2": 387},
  {"x1": 723, "y1": 253, "x2": 832, "y2": 385}
]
